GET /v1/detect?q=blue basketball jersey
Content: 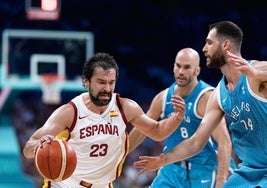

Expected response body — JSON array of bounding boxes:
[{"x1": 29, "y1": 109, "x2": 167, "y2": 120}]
[
  {"x1": 162, "y1": 80, "x2": 217, "y2": 167},
  {"x1": 217, "y1": 61, "x2": 267, "y2": 168}
]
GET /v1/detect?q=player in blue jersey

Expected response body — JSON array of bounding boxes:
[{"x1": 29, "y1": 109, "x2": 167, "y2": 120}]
[
  {"x1": 133, "y1": 21, "x2": 267, "y2": 188},
  {"x1": 129, "y1": 48, "x2": 233, "y2": 187}
]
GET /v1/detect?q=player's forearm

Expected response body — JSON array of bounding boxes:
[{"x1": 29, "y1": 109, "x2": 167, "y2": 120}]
[
  {"x1": 216, "y1": 141, "x2": 232, "y2": 187},
  {"x1": 134, "y1": 135, "x2": 205, "y2": 175},
  {"x1": 156, "y1": 113, "x2": 183, "y2": 141},
  {"x1": 252, "y1": 62, "x2": 267, "y2": 81},
  {"x1": 163, "y1": 137, "x2": 203, "y2": 165},
  {"x1": 153, "y1": 95, "x2": 184, "y2": 141}
]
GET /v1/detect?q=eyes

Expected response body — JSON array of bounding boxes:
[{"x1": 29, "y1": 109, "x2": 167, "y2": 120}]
[
  {"x1": 98, "y1": 80, "x2": 116, "y2": 86},
  {"x1": 175, "y1": 63, "x2": 191, "y2": 70},
  {"x1": 205, "y1": 39, "x2": 213, "y2": 46}
]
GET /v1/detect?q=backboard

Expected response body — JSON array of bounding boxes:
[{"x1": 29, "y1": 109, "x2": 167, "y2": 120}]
[{"x1": 1, "y1": 29, "x2": 94, "y2": 91}]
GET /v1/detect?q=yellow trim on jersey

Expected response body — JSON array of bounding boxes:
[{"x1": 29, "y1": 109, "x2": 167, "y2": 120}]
[
  {"x1": 56, "y1": 129, "x2": 70, "y2": 141},
  {"x1": 42, "y1": 179, "x2": 49, "y2": 188}
]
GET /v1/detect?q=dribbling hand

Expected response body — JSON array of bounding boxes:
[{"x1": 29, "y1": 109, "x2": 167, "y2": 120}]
[{"x1": 34, "y1": 135, "x2": 55, "y2": 154}]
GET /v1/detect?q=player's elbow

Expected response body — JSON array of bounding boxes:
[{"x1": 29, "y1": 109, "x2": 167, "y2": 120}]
[
  {"x1": 150, "y1": 135, "x2": 164, "y2": 142},
  {"x1": 146, "y1": 125, "x2": 170, "y2": 142},
  {"x1": 190, "y1": 135, "x2": 207, "y2": 155},
  {"x1": 152, "y1": 130, "x2": 171, "y2": 141}
]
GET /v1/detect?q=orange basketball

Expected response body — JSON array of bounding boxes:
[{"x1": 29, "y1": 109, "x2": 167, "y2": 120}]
[{"x1": 34, "y1": 139, "x2": 77, "y2": 182}]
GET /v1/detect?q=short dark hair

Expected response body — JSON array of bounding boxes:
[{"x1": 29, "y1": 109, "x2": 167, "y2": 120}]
[
  {"x1": 82, "y1": 52, "x2": 119, "y2": 81},
  {"x1": 209, "y1": 21, "x2": 243, "y2": 50}
]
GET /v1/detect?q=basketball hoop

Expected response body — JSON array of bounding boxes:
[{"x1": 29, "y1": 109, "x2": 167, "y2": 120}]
[{"x1": 40, "y1": 73, "x2": 64, "y2": 104}]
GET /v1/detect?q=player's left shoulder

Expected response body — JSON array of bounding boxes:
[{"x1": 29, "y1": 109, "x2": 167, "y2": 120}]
[
  {"x1": 118, "y1": 96, "x2": 140, "y2": 111},
  {"x1": 118, "y1": 97, "x2": 144, "y2": 123}
]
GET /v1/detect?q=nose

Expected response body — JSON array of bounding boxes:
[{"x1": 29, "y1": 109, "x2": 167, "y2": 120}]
[
  {"x1": 103, "y1": 83, "x2": 112, "y2": 92},
  {"x1": 202, "y1": 44, "x2": 207, "y2": 53},
  {"x1": 178, "y1": 68, "x2": 184, "y2": 75}
]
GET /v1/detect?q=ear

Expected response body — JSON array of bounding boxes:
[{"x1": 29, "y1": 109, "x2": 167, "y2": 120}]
[
  {"x1": 173, "y1": 63, "x2": 176, "y2": 73},
  {"x1": 195, "y1": 66, "x2": 201, "y2": 76},
  {"x1": 222, "y1": 39, "x2": 231, "y2": 51},
  {"x1": 82, "y1": 78, "x2": 89, "y2": 88}
]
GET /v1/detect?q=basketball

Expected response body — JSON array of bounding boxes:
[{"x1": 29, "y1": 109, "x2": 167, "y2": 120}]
[{"x1": 34, "y1": 139, "x2": 77, "y2": 182}]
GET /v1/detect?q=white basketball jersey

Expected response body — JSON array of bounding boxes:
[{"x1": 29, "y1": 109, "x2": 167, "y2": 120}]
[{"x1": 66, "y1": 92, "x2": 129, "y2": 184}]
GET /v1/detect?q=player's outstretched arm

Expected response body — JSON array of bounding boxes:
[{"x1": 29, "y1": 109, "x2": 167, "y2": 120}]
[
  {"x1": 134, "y1": 89, "x2": 224, "y2": 175},
  {"x1": 23, "y1": 104, "x2": 74, "y2": 158},
  {"x1": 125, "y1": 95, "x2": 185, "y2": 142},
  {"x1": 128, "y1": 90, "x2": 165, "y2": 153}
]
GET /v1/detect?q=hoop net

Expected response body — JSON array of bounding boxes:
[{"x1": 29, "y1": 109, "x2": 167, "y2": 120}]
[{"x1": 40, "y1": 73, "x2": 64, "y2": 104}]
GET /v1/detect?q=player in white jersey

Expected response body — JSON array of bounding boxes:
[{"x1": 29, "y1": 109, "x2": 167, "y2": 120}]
[{"x1": 23, "y1": 52, "x2": 185, "y2": 188}]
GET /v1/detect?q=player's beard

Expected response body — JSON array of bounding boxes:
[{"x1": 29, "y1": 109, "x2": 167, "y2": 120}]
[
  {"x1": 176, "y1": 68, "x2": 197, "y2": 88},
  {"x1": 89, "y1": 91, "x2": 112, "y2": 106},
  {"x1": 176, "y1": 75, "x2": 194, "y2": 88},
  {"x1": 206, "y1": 47, "x2": 227, "y2": 69}
]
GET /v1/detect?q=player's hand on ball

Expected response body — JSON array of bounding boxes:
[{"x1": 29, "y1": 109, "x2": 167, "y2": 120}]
[{"x1": 34, "y1": 135, "x2": 55, "y2": 154}]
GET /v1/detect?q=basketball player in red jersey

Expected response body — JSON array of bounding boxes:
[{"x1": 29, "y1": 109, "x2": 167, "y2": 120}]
[{"x1": 23, "y1": 52, "x2": 185, "y2": 188}]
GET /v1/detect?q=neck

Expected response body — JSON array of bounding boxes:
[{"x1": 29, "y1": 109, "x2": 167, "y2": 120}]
[
  {"x1": 83, "y1": 94, "x2": 107, "y2": 114},
  {"x1": 221, "y1": 63, "x2": 241, "y2": 91}
]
